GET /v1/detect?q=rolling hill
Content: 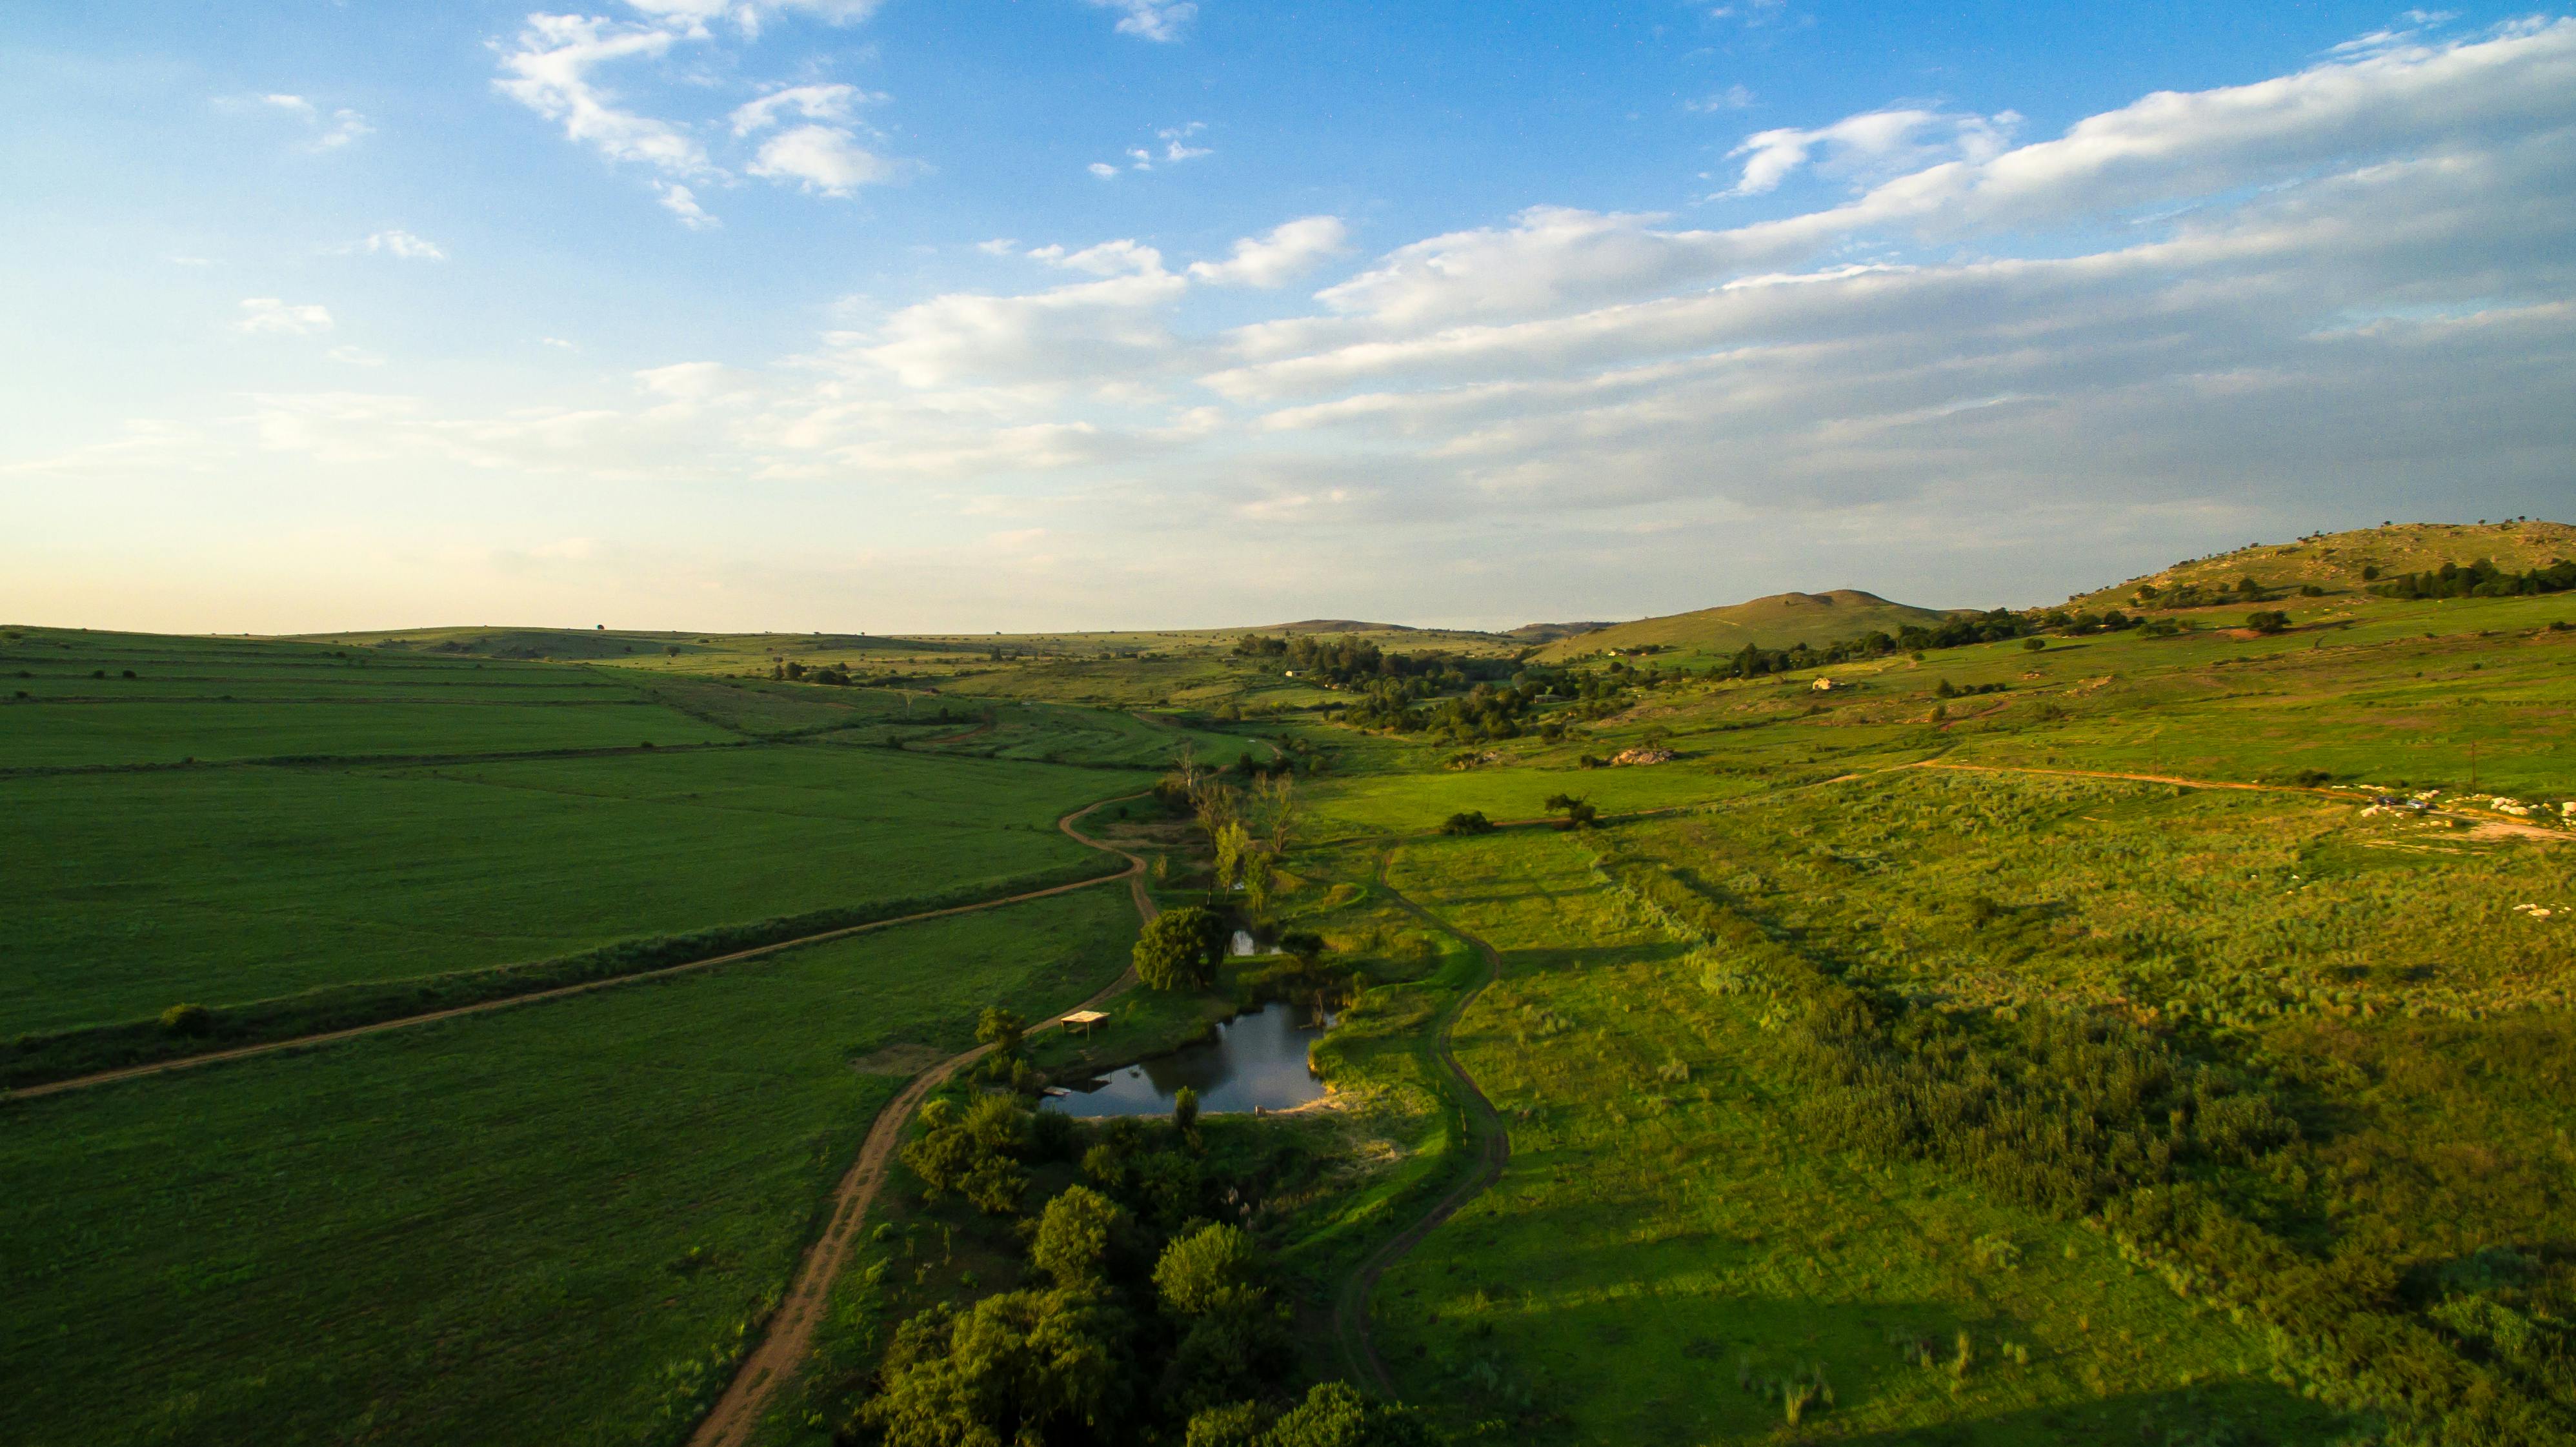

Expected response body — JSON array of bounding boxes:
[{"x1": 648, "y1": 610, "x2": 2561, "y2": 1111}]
[
  {"x1": 1529, "y1": 588, "x2": 1954, "y2": 662},
  {"x1": 2072, "y1": 518, "x2": 2576, "y2": 609}
]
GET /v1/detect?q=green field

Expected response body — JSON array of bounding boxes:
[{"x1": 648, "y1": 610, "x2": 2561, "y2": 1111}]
[
  {"x1": 0, "y1": 887, "x2": 1135, "y2": 1447},
  {"x1": 6, "y1": 744, "x2": 1140, "y2": 1036}
]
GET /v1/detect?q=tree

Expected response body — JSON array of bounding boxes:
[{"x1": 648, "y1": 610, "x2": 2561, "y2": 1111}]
[
  {"x1": 1260, "y1": 1382, "x2": 1438, "y2": 1447},
  {"x1": 1276, "y1": 929, "x2": 1325, "y2": 963},
  {"x1": 1240, "y1": 849, "x2": 1277, "y2": 913},
  {"x1": 1440, "y1": 810, "x2": 1494, "y2": 835},
  {"x1": 863, "y1": 1289, "x2": 1135, "y2": 1447},
  {"x1": 1031, "y1": 1185, "x2": 1126, "y2": 1290},
  {"x1": 1173, "y1": 1084, "x2": 1202, "y2": 1137},
  {"x1": 2247, "y1": 609, "x2": 2291, "y2": 634},
  {"x1": 160, "y1": 1002, "x2": 212, "y2": 1036},
  {"x1": 1543, "y1": 794, "x2": 1596, "y2": 829},
  {"x1": 2022, "y1": 638, "x2": 2046, "y2": 652},
  {"x1": 1247, "y1": 773, "x2": 1302, "y2": 856},
  {"x1": 1154, "y1": 1222, "x2": 1263, "y2": 1317},
  {"x1": 1136, "y1": 907, "x2": 1226, "y2": 991},
  {"x1": 1213, "y1": 822, "x2": 1253, "y2": 893},
  {"x1": 976, "y1": 1007, "x2": 1026, "y2": 1058}
]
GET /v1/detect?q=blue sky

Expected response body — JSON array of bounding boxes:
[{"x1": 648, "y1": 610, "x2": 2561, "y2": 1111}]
[{"x1": 6, "y1": 3, "x2": 2573, "y2": 632}]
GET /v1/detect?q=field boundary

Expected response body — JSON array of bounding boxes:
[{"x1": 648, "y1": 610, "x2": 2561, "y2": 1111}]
[
  {"x1": 1331, "y1": 867, "x2": 1511, "y2": 1395},
  {"x1": 684, "y1": 794, "x2": 1155, "y2": 1447},
  {"x1": 7, "y1": 840, "x2": 1140, "y2": 1100}
]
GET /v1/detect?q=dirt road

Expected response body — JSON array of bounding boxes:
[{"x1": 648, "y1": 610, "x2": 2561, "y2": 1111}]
[
  {"x1": 12, "y1": 847, "x2": 1138, "y2": 1102},
  {"x1": 683, "y1": 794, "x2": 1153, "y2": 1447}
]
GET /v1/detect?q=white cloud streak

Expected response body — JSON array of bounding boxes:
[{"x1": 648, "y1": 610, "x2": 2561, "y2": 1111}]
[
  {"x1": 1085, "y1": 0, "x2": 1198, "y2": 43},
  {"x1": 235, "y1": 298, "x2": 334, "y2": 336}
]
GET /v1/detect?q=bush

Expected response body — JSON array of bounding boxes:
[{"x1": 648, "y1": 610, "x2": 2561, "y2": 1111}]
[
  {"x1": 2246, "y1": 609, "x2": 2291, "y2": 634},
  {"x1": 2022, "y1": 638, "x2": 2046, "y2": 652},
  {"x1": 1439, "y1": 810, "x2": 1494, "y2": 835},
  {"x1": 159, "y1": 1003, "x2": 212, "y2": 1037},
  {"x1": 1135, "y1": 907, "x2": 1226, "y2": 991}
]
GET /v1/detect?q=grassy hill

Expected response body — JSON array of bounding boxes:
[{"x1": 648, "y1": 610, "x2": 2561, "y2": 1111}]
[
  {"x1": 1531, "y1": 588, "x2": 1953, "y2": 663},
  {"x1": 2074, "y1": 518, "x2": 2576, "y2": 609}
]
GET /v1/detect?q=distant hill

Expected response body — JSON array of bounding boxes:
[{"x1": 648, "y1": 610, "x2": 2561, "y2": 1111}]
[
  {"x1": 1531, "y1": 589, "x2": 1953, "y2": 663},
  {"x1": 1505, "y1": 620, "x2": 1615, "y2": 644},
  {"x1": 298, "y1": 626, "x2": 954, "y2": 660},
  {"x1": 2071, "y1": 519, "x2": 2576, "y2": 609},
  {"x1": 1260, "y1": 619, "x2": 1418, "y2": 634}
]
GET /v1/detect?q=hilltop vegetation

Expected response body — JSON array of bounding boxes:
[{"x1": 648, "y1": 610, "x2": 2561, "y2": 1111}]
[{"x1": 1530, "y1": 589, "x2": 1955, "y2": 663}]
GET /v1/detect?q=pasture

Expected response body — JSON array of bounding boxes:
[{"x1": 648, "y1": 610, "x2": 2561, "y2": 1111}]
[
  {"x1": 0, "y1": 887, "x2": 1136, "y2": 1447},
  {"x1": 5, "y1": 744, "x2": 1140, "y2": 1038},
  {"x1": 1353, "y1": 829, "x2": 2345, "y2": 1444}
]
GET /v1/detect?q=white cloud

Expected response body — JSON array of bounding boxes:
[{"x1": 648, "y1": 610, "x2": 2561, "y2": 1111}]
[
  {"x1": 1688, "y1": 86, "x2": 1756, "y2": 113},
  {"x1": 542, "y1": 337, "x2": 581, "y2": 350},
  {"x1": 354, "y1": 228, "x2": 447, "y2": 261},
  {"x1": 656, "y1": 181, "x2": 720, "y2": 228},
  {"x1": 252, "y1": 93, "x2": 372, "y2": 150},
  {"x1": 1189, "y1": 216, "x2": 1350, "y2": 287},
  {"x1": 624, "y1": 0, "x2": 884, "y2": 33},
  {"x1": 747, "y1": 124, "x2": 893, "y2": 194},
  {"x1": 235, "y1": 298, "x2": 334, "y2": 336},
  {"x1": 329, "y1": 345, "x2": 388, "y2": 367},
  {"x1": 1725, "y1": 107, "x2": 2019, "y2": 196},
  {"x1": 495, "y1": 13, "x2": 907, "y2": 213},
  {"x1": 1096, "y1": 121, "x2": 1212, "y2": 175},
  {"x1": 492, "y1": 14, "x2": 708, "y2": 176},
  {"x1": 729, "y1": 83, "x2": 876, "y2": 136},
  {"x1": 1085, "y1": 0, "x2": 1197, "y2": 42},
  {"x1": 1029, "y1": 239, "x2": 1166, "y2": 276}
]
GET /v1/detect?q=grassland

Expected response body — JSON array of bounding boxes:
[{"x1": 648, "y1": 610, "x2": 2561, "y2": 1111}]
[
  {"x1": 5, "y1": 744, "x2": 1140, "y2": 1037},
  {"x1": 1530, "y1": 589, "x2": 1955, "y2": 664},
  {"x1": 12, "y1": 521, "x2": 2576, "y2": 1447},
  {"x1": 1356, "y1": 828, "x2": 2346, "y2": 1444},
  {"x1": 0, "y1": 887, "x2": 1136, "y2": 1447}
]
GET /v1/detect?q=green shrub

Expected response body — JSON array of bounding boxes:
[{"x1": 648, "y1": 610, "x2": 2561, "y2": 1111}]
[{"x1": 158, "y1": 1003, "x2": 212, "y2": 1037}]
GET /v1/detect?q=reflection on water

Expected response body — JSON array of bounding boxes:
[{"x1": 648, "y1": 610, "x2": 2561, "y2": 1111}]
[{"x1": 1043, "y1": 1001, "x2": 1329, "y2": 1117}]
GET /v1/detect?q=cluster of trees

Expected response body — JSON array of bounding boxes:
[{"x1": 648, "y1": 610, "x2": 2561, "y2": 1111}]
[
  {"x1": 1342, "y1": 680, "x2": 1547, "y2": 742},
  {"x1": 2371, "y1": 557, "x2": 2576, "y2": 600},
  {"x1": 874, "y1": 1097, "x2": 1431, "y2": 1446},
  {"x1": 2134, "y1": 576, "x2": 2276, "y2": 609},
  {"x1": 1605, "y1": 851, "x2": 2576, "y2": 1444},
  {"x1": 1720, "y1": 609, "x2": 2038, "y2": 680},
  {"x1": 771, "y1": 660, "x2": 860, "y2": 685},
  {"x1": 1233, "y1": 633, "x2": 1513, "y2": 691},
  {"x1": 2032, "y1": 608, "x2": 2139, "y2": 635},
  {"x1": 1932, "y1": 679, "x2": 2007, "y2": 699}
]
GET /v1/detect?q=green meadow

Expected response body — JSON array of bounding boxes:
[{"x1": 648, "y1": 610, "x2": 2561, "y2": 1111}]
[
  {"x1": 0, "y1": 887, "x2": 1134, "y2": 1447},
  {"x1": 5, "y1": 745, "x2": 1141, "y2": 1035}
]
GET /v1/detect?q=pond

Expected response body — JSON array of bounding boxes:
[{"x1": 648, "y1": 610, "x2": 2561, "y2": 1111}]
[{"x1": 1041, "y1": 1001, "x2": 1330, "y2": 1117}]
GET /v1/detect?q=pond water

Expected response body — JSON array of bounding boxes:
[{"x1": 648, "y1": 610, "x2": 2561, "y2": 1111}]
[{"x1": 1042, "y1": 1002, "x2": 1329, "y2": 1117}]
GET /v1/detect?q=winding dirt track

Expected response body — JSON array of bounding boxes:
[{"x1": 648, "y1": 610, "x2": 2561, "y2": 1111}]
[
  {"x1": 1331, "y1": 869, "x2": 1511, "y2": 1395},
  {"x1": 685, "y1": 794, "x2": 1155, "y2": 1447}
]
